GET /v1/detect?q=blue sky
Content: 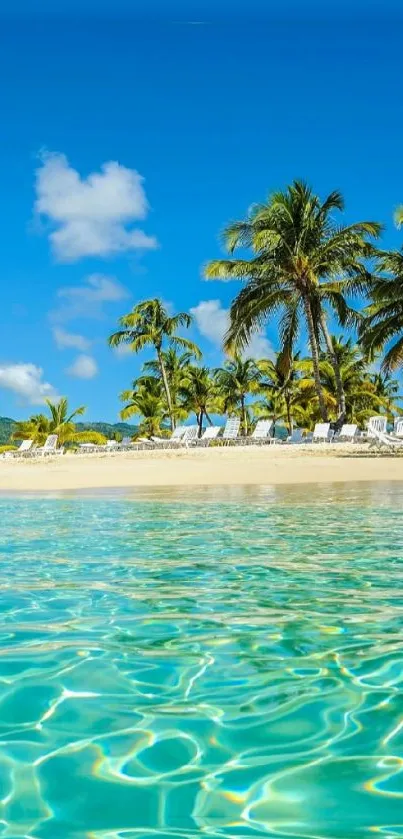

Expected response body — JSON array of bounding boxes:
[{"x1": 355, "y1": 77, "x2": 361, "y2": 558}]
[{"x1": 0, "y1": 2, "x2": 402, "y2": 421}]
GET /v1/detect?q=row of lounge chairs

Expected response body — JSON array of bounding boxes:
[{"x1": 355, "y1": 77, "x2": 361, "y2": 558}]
[
  {"x1": 3, "y1": 416, "x2": 403, "y2": 458},
  {"x1": 1, "y1": 434, "x2": 64, "y2": 459}
]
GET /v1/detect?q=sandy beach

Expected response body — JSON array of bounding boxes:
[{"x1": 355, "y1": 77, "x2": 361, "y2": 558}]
[{"x1": 0, "y1": 443, "x2": 401, "y2": 491}]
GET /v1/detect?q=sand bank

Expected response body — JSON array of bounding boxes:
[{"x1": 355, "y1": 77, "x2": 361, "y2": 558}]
[{"x1": 0, "y1": 443, "x2": 402, "y2": 491}]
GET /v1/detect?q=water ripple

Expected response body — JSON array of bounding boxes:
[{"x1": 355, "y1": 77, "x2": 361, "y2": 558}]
[{"x1": 0, "y1": 485, "x2": 402, "y2": 837}]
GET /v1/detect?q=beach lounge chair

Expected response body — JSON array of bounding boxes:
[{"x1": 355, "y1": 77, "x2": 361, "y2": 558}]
[
  {"x1": 151, "y1": 426, "x2": 187, "y2": 447},
  {"x1": 286, "y1": 428, "x2": 304, "y2": 444},
  {"x1": 245, "y1": 419, "x2": 275, "y2": 444},
  {"x1": 193, "y1": 426, "x2": 222, "y2": 446},
  {"x1": 119, "y1": 436, "x2": 134, "y2": 448},
  {"x1": 394, "y1": 420, "x2": 403, "y2": 438},
  {"x1": 181, "y1": 426, "x2": 199, "y2": 446},
  {"x1": 312, "y1": 423, "x2": 334, "y2": 442},
  {"x1": 368, "y1": 428, "x2": 403, "y2": 451},
  {"x1": 33, "y1": 435, "x2": 64, "y2": 456},
  {"x1": 367, "y1": 416, "x2": 387, "y2": 438},
  {"x1": 222, "y1": 416, "x2": 241, "y2": 444},
  {"x1": 335, "y1": 423, "x2": 358, "y2": 442},
  {"x1": 11, "y1": 439, "x2": 34, "y2": 457},
  {"x1": 136, "y1": 437, "x2": 157, "y2": 448},
  {"x1": 152, "y1": 426, "x2": 198, "y2": 449}
]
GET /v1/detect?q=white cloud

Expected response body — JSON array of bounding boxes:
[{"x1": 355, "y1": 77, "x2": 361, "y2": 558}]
[
  {"x1": 66, "y1": 354, "x2": 98, "y2": 379},
  {"x1": 190, "y1": 300, "x2": 229, "y2": 347},
  {"x1": 113, "y1": 343, "x2": 134, "y2": 358},
  {"x1": 52, "y1": 327, "x2": 91, "y2": 351},
  {"x1": 34, "y1": 151, "x2": 158, "y2": 261},
  {"x1": 246, "y1": 332, "x2": 274, "y2": 359},
  {"x1": 51, "y1": 274, "x2": 129, "y2": 322},
  {"x1": 0, "y1": 363, "x2": 58, "y2": 404},
  {"x1": 190, "y1": 299, "x2": 273, "y2": 359}
]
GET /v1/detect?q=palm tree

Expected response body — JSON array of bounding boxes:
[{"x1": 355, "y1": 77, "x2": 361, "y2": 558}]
[
  {"x1": 370, "y1": 371, "x2": 401, "y2": 423},
  {"x1": 214, "y1": 356, "x2": 261, "y2": 435},
  {"x1": 205, "y1": 180, "x2": 381, "y2": 422},
  {"x1": 108, "y1": 299, "x2": 201, "y2": 430},
  {"x1": 12, "y1": 413, "x2": 51, "y2": 445},
  {"x1": 179, "y1": 366, "x2": 218, "y2": 437},
  {"x1": 141, "y1": 347, "x2": 196, "y2": 426},
  {"x1": 360, "y1": 249, "x2": 403, "y2": 373},
  {"x1": 119, "y1": 379, "x2": 168, "y2": 437},
  {"x1": 12, "y1": 398, "x2": 87, "y2": 446},
  {"x1": 257, "y1": 351, "x2": 308, "y2": 434},
  {"x1": 299, "y1": 335, "x2": 397, "y2": 426}
]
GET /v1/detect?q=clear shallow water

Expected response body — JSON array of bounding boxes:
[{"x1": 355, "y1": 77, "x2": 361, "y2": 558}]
[{"x1": 0, "y1": 485, "x2": 402, "y2": 838}]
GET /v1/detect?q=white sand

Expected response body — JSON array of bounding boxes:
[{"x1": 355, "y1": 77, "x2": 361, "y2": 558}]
[{"x1": 0, "y1": 443, "x2": 401, "y2": 491}]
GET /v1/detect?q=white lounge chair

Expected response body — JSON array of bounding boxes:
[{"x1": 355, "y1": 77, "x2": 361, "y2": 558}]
[
  {"x1": 119, "y1": 436, "x2": 134, "y2": 448},
  {"x1": 335, "y1": 423, "x2": 358, "y2": 442},
  {"x1": 246, "y1": 419, "x2": 274, "y2": 444},
  {"x1": 286, "y1": 428, "x2": 304, "y2": 444},
  {"x1": 79, "y1": 439, "x2": 118, "y2": 453},
  {"x1": 33, "y1": 434, "x2": 64, "y2": 456},
  {"x1": 394, "y1": 420, "x2": 403, "y2": 438},
  {"x1": 181, "y1": 426, "x2": 199, "y2": 446},
  {"x1": 151, "y1": 426, "x2": 187, "y2": 447},
  {"x1": 222, "y1": 416, "x2": 241, "y2": 444},
  {"x1": 11, "y1": 439, "x2": 34, "y2": 457},
  {"x1": 369, "y1": 428, "x2": 403, "y2": 451},
  {"x1": 367, "y1": 416, "x2": 387, "y2": 438},
  {"x1": 312, "y1": 423, "x2": 334, "y2": 443},
  {"x1": 194, "y1": 426, "x2": 222, "y2": 446},
  {"x1": 152, "y1": 426, "x2": 198, "y2": 449}
]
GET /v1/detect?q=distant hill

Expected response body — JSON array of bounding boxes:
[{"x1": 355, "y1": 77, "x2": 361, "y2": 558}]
[
  {"x1": 0, "y1": 416, "x2": 137, "y2": 444},
  {"x1": 0, "y1": 417, "x2": 17, "y2": 445},
  {"x1": 75, "y1": 421, "x2": 138, "y2": 439}
]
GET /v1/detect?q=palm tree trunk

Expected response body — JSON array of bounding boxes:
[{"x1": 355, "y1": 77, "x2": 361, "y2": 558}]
[
  {"x1": 157, "y1": 349, "x2": 175, "y2": 431},
  {"x1": 285, "y1": 397, "x2": 292, "y2": 436},
  {"x1": 319, "y1": 313, "x2": 346, "y2": 420},
  {"x1": 241, "y1": 396, "x2": 247, "y2": 436},
  {"x1": 302, "y1": 296, "x2": 328, "y2": 421},
  {"x1": 198, "y1": 410, "x2": 204, "y2": 438},
  {"x1": 205, "y1": 411, "x2": 213, "y2": 426}
]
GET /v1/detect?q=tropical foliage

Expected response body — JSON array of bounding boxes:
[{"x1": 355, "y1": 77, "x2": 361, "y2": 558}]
[
  {"x1": 5, "y1": 181, "x2": 403, "y2": 444},
  {"x1": 204, "y1": 180, "x2": 381, "y2": 422},
  {"x1": 108, "y1": 299, "x2": 201, "y2": 430},
  {"x1": 214, "y1": 357, "x2": 261, "y2": 435},
  {"x1": 11, "y1": 399, "x2": 106, "y2": 447}
]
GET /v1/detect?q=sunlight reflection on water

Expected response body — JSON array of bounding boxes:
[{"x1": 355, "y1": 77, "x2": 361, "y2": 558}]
[{"x1": 0, "y1": 483, "x2": 402, "y2": 838}]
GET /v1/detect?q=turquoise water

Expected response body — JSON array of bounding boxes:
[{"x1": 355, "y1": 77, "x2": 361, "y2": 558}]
[{"x1": 0, "y1": 485, "x2": 402, "y2": 838}]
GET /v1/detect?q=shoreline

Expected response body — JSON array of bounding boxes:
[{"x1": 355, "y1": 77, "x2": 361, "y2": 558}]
[{"x1": 0, "y1": 444, "x2": 402, "y2": 491}]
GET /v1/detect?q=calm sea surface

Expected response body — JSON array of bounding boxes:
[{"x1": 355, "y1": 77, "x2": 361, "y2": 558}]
[{"x1": 0, "y1": 485, "x2": 402, "y2": 838}]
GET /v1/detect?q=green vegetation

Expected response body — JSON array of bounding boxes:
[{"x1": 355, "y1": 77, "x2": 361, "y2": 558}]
[
  {"x1": 204, "y1": 180, "x2": 381, "y2": 422},
  {"x1": 11, "y1": 399, "x2": 109, "y2": 448},
  {"x1": 0, "y1": 418, "x2": 17, "y2": 446},
  {"x1": 4, "y1": 181, "x2": 403, "y2": 443},
  {"x1": 106, "y1": 182, "x2": 403, "y2": 438},
  {"x1": 108, "y1": 299, "x2": 201, "y2": 430}
]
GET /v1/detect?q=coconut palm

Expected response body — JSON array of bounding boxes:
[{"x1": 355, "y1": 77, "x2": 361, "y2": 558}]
[
  {"x1": 360, "y1": 248, "x2": 403, "y2": 373},
  {"x1": 300, "y1": 336, "x2": 395, "y2": 426},
  {"x1": 141, "y1": 347, "x2": 196, "y2": 425},
  {"x1": 12, "y1": 413, "x2": 51, "y2": 445},
  {"x1": 108, "y1": 299, "x2": 201, "y2": 430},
  {"x1": 13, "y1": 398, "x2": 86, "y2": 446},
  {"x1": 119, "y1": 379, "x2": 168, "y2": 437},
  {"x1": 179, "y1": 366, "x2": 218, "y2": 437},
  {"x1": 214, "y1": 356, "x2": 261, "y2": 435},
  {"x1": 205, "y1": 180, "x2": 381, "y2": 422},
  {"x1": 257, "y1": 351, "x2": 310, "y2": 434},
  {"x1": 370, "y1": 371, "x2": 401, "y2": 423}
]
